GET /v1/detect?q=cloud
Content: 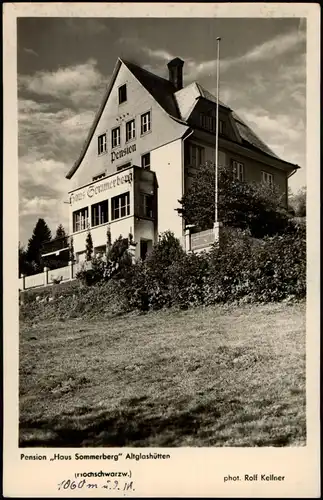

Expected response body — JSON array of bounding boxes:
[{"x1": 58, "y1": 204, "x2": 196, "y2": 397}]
[
  {"x1": 182, "y1": 29, "x2": 306, "y2": 80},
  {"x1": 23, "y1": 47, "x2": 38, "y2": 57},
  {"x1": 64, "y1": 18, "x2": 109, "y2": 35},
  {"x1": 19, "y1": 155, "x2": 71, "y2": 243},
  {"x1": 141, "y1": 47, "x2": 176, "y2": 62},
  {"x1": 18, "y1": 97, "x2": 92, "y2": 216},
  {"x1": 18, "y1": 59, "x2": 106, "y2": 108},
  {"x1": 237, "y1": 30, "x2": 306, "y2": 64},
  {"x1": 234, "y1": 105, "x2": 305, "y2": 165},
  {"x1": 18, "y1": 59, "x2": 109, "y2": 244}
]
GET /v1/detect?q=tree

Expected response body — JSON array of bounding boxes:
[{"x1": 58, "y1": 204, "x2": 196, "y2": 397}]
[
  {"x1": 69, "y1": 236, "x2": 75, "y2": 263},
  {"x1": 104, "y1": 235, "x2": 132, "y2": 280},
  {"x1": 18, "y1": 242, "x2": 33, "y2": 277},
  {"x1": 55, "y1": 224, "x2": 67, "y2": 240},
  {"x1": 106, "y1": 225, "x2": 112, "y2": 255},
  {"x1": 25, "y1": 218, "x2": 52, "y2": 273},
  {"x1": 85, "y1": 230, "x2": 93, "y2": 261},
  {"x1": 289, "y1": 186, "x2": 306, "y2": 217},
  {"x1": 178, "y1": 163, "x2": 291, "y2": 238}
]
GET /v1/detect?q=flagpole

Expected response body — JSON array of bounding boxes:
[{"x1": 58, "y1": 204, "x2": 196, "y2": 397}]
[{"x1": 215, "y1": 36, "x2": 221, "y2": 228}]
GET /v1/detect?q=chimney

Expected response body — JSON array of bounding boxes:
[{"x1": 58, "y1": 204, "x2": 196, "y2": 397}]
[{"x1": 167, "y1": 57, "x2": 184, "y2": 91}]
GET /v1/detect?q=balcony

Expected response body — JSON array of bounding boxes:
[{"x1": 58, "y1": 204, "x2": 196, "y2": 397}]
[{"x1": 41, "y1": 236, "x2": 71, "y2": 257}]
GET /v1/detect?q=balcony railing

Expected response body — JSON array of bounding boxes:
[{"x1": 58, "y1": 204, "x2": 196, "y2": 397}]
[{"x1": 41, "y1": 236, "x2": 71, "y2": 257}]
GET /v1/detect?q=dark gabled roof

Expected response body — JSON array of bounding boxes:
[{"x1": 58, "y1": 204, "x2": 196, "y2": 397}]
[
  {"x1": 122, "y1": 59, "x2": 181, "y2": 118},
  {"x1": 66, "y1": 58, "x2": 298, "y2": 179},
  {"x1": 196, "y1": 82, "x2": 231, "y2": 110},
  {"x1": 232, "y1": 111, "x2": 281, "y2": 160}
]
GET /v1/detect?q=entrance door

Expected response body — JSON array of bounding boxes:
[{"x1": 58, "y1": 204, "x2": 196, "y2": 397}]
[
  {"x1": 140, "y1": 239, "x2": 153, "y2": 260},
  {"x1": 140, "y1": 240, "x2": 148, "y2": 260}
]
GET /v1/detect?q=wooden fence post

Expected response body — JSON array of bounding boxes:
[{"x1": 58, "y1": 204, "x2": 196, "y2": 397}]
[
  {"x1": 43, "y1": 267, "x2": 49, "y2": 286},
  {"x1": 20, "y1": 274, "x2": 26, "y2": 291}
]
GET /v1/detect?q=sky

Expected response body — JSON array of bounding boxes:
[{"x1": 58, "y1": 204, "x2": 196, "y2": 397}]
[{"x1": 18, "y1": 17, "x2": 306, "y2": 246}]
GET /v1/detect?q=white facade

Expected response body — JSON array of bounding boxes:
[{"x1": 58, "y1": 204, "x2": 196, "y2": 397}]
[{"x1": 65, "y1": 57, "x2": 298, "y2": 262}]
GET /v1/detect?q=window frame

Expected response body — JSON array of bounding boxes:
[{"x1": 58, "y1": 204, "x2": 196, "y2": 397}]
[
  {"x1": 140, "y1": 192, "x2": 154, "y2": 218},
  {"x1": 141, "y1": 152, "x2": 151, "y2": 170},
  {"x1": 73, "y1": 207, "x2": 89, "y2": 233},
  {"x1": 98, "y1": 133, "x2": 107, "y2": 155},
  {"x1": 91, "y1": 200, "x2": 109, "y2": 227},
  {"x1": 262, "y1": 170, "x2": 274, "y2": 187},
  {"x1": 140, "y1": 111, "x2": 151, "y2": 136},
  {"x1": 111, "y1": 126, "x2": 121, "y2": 149},
  {"x1": 92, "y1": 172, "x2": 106, "y2": 182},
  {"x1": 125, "y1": 119, "x2": 136, "y2": 142},
  {"x1": 232, "y1": 160, "x2": 244, "y2": 182},
  {"x1": 188, "y1": 143, "x2": 205, "y2": 168},
  {"x1": 116, "y1": 162, "x2": 131, "y2": 172},
  {"x1": 118, "y1": 84, "x2": 127, "y2": 105},
  {"x1": 111, "y1": 192, "x2": 130, "y2": 221}
]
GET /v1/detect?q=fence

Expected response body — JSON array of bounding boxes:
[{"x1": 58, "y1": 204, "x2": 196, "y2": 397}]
[{"x1": 19, "y1": 261, "x2": 92, "y2": 291}]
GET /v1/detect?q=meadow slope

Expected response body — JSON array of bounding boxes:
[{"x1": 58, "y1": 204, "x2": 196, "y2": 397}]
[{"x1": 19, "y1": 302, "x2": 306, "y2": 447}]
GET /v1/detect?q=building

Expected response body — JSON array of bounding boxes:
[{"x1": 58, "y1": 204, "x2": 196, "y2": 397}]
[{"x1": 62, "y1": 57, "x2": 299, "y2": 262}]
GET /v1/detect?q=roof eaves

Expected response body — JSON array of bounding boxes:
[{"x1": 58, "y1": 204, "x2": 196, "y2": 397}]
[
  {"x1": 122, "y1": 59, "x2": 182, "y2": 122},
  {"x1": 65, "y1": 58, "x2": 122, "y2": 180}
]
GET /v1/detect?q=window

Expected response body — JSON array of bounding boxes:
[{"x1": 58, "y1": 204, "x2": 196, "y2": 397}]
[
  {"x1": 232, "y1": 160, "x2": 244, "y2": 181},
  {"x1": 98, "y1": 133, "x2": 107, "y2": 155},
  {"x1": 111, "y1": 127, "x2": 120, "y2": 148},
  {"x1": 200, "y1": 114, "x2": 225, "y2": 135},
  {"x1": 91, "y1": 200, "x2": 109, "y2": 227},
  {"x1": 200, "y1": 113, "x2": 216, "y2": 132},
  {"x1": 141, "y1": 111, "x2": 151, "y2": 135},
  {"x1": 140, "y1": 193, "x2": 154, "y2": 218},
  {"x1": 117, "y1": 162, "x2": 131, "y2": 172},
  {"x1": 92, "y1": 172, "x2": 106, "y2": 182},
  {"x1": 141, "y1": 152, "x2": 151, "y2": 170},
  {"x1": 219, "y1": 120, "x2": 225, "y2": 135},
  {"x1": 262, "y1": 171, "x2": 273, "y2": 187},
  {"x1": 118, "y1": 84, "x2": 127, "y2": 104},
  {"x1": 189, "y1": 143, "x2": 205, "y2": 168},
  {"x1": 126, "y1": 119, "x2": 136, "y2": 142},
  {"x1": 73, "y1": 208, "x2": 89, "y2": 233},
  {"x1": 111, "y1": 192, "x2": 130, "y2": 220}
]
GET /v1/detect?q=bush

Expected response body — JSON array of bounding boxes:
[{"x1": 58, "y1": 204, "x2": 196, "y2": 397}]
[
  {"x1": 124, "y1": 228, "x2": 306, "y2": 311},
  {"x1": 75, "y1": 236, "x2": 133, "y2": 287},
  {"x1": 20, "y1": 229, "x2": 306, "y2": 321},
  {"x1": 75, "y1": 257, "x2": 106, "y2": 286},
  {"x1": 178, "y1": 162, "x2": 293, "y2": 238}
]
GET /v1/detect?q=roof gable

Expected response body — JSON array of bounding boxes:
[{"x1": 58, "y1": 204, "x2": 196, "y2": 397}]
[
  {"x1": 66, "y1": 57, "x2": 298, "y2": 180},
  {"x1": 66, "y1": 58, "x2": 122, "y2": 179},
  {"x1": 122, "y1": 60, "x2": 180, "y2": 118},
  {"x1": 174, "y1": 82, "x2": 292, "y2": 163}
]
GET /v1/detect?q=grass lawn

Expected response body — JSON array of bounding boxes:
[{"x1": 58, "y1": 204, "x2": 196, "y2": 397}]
[{"x1": 19, "y1": 302, "x2": 306, "y2": 447}]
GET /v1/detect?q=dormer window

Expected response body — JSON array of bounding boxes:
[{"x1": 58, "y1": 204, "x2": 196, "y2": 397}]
[
  {"x1": 98, "y1": 133, "x2": 107, "y2": 155},
  {"x1": 200, "y1": 113, "x2": 216, "y2": 132},
  {"x1": 200, "y1": 113, "x2": 225, "y2": 135},
  {"x1": 118, "y1": 84, "x2": 127, "y2": 104}
]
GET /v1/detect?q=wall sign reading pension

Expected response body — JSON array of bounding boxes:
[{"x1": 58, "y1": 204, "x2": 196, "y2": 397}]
[
  {"x1": 69, "y1": 172, "x2": 133, "y2": 205},
  {"x1": 111, "y1": 144, "x2": 136, "y2": 163}
]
